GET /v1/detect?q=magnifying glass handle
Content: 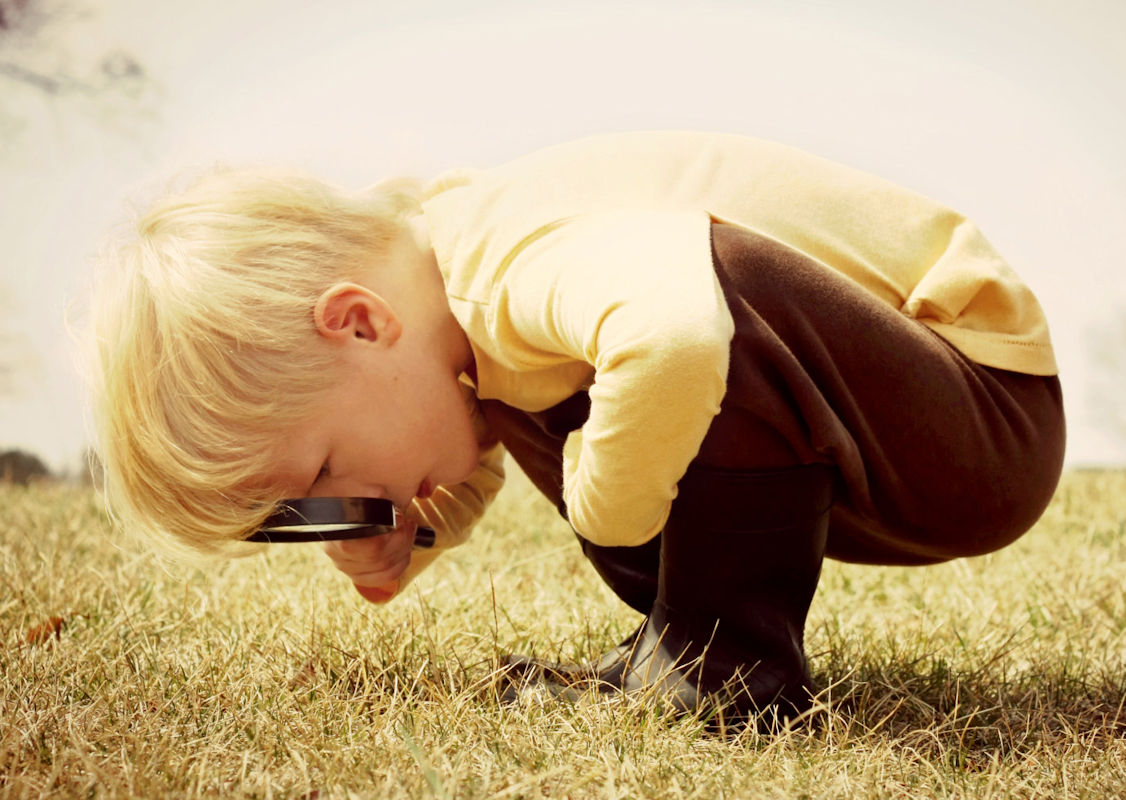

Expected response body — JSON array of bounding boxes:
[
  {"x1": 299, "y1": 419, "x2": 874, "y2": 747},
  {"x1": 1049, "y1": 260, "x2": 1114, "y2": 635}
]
[{"x1": 394, "y1": 507, "x2": 436, "y2": 549}]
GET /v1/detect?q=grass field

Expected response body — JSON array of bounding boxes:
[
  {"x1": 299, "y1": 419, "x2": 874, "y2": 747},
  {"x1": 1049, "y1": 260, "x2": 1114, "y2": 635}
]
[{"x1": 2, "y1": 467, "x2": 1125, "y2": 799}]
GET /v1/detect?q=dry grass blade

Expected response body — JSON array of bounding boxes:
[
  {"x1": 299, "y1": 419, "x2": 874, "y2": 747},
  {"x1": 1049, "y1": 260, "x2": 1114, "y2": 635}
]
[{"x1": 1, "y1": 467, "x2": 1124, "y2": 798}]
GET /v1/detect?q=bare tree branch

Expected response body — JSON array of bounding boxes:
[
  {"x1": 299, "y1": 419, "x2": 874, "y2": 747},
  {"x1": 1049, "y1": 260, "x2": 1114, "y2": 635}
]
[
  {"x1": 0, "y1": 59, "x2": 68, "y2": 93},
  {"x1": 0, "y1": 52, "x2": 145, "y2": 95},
  {"x1": 0, "y1": 0, "x2": 149, "y2": 99},
  {"x1": 0, "y1": 0, "x2": 63, "y2": 40},
  {"x1": 0, "y1": 0, "x2": 31, "y2": 32},
  {"x1": 0, "y1": 0, "x2": 157, "y2": 151}
]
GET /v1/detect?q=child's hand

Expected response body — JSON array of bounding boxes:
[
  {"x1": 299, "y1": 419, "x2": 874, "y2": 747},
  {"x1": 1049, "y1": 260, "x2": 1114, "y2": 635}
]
[{"x1": 321, "y1": 515, "x2": 419, "y2": 604}]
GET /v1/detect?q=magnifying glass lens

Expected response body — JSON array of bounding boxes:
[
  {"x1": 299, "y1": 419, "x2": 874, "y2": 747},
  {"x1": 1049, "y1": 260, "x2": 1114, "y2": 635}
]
[{"x1": 247, "y1": 497, "x2": 435, "y2": 548}]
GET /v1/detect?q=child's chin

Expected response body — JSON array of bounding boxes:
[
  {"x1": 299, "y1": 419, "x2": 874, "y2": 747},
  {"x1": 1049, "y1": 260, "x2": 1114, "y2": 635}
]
[
  {"x1": 439, "y1": 444, "x2": 481, "y2": 489},
  {"x1": 458, "y1": 444, "x2": 483, "y2": 481},
  {"x1": 354, "y1": 582, "x2": 398, "y2": 604}
]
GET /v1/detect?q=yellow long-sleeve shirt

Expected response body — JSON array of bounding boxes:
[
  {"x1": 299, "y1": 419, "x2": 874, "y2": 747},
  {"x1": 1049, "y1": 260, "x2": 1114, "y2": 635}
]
[{"x1": 396, "y1": 131, "x2": 1056, "y2": 592}]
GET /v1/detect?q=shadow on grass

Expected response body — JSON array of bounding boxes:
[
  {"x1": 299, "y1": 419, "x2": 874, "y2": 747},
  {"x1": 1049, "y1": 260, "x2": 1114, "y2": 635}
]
[
  {"x1": 808, "y1": 651, "x2": 1126, "y2": 765},
  {"x1": 276, "y1": 607, "x2": 1126, "y2": 764}
]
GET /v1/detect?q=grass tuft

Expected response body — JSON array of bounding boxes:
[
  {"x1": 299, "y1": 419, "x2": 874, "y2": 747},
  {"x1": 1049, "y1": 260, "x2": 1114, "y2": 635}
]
[{"x1": 2, "y1": 467, "x2": 1125, "y2": 798}]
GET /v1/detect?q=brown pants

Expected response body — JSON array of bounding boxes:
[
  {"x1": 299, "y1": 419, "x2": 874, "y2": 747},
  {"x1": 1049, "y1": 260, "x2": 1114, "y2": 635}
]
[{"x1": 482, "y1": 223, "x2": 1066, "y2": 568}]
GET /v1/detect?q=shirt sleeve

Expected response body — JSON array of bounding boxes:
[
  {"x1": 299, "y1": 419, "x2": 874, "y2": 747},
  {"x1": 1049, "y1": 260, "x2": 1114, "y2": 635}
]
[
  {"x1": 370, "y1": 394, "x2": 507, "y2": 602},
  {"x1": 498, "y1": 209, "x2": 733, "y2": 547}
]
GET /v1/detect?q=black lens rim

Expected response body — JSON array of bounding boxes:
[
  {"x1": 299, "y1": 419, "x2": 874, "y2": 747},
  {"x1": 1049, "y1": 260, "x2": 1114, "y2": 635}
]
[{"x1": 246, "y1": 497, "x2": 435, "y2": 546}]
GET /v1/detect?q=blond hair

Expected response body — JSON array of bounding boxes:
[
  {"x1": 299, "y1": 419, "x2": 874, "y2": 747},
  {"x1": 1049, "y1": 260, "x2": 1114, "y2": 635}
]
[{"x1": 87, "y1": 167, "x2": 420, "y2": 557}]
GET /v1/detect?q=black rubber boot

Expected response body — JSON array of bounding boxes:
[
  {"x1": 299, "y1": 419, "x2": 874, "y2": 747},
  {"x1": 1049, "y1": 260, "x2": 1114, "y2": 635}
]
[
  {"x1": 577, "y1": 536, "x2": 661, "y2": 615},
  {"x1": 502, "y1": 462, "x2": 835, "y2": 728}
]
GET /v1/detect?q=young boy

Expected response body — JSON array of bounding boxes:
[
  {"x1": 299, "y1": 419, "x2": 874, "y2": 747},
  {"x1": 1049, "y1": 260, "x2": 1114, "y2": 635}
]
[{"x1": 91, "y1": 131, "x2": 1065, "y2": 724}]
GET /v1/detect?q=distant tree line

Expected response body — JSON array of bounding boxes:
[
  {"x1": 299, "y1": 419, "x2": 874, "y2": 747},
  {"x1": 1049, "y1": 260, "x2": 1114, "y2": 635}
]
[
  {"x1": 0, "y1": 448, "x2": 109, "y2": 486},
  {"x1": 0, "y1": 448, "x2": 51, "y2": 485}
]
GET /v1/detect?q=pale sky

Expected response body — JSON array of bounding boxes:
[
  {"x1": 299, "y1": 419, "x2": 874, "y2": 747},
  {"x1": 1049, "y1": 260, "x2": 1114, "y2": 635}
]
[{"x1": 2, "y1": 0, "x2": 1125, "y2": 472}]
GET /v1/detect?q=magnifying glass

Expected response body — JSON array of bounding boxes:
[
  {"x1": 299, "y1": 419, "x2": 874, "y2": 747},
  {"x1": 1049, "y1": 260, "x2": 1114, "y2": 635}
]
[{"x1": 246, "y1": 497, "x2": 436, "y2": 548}]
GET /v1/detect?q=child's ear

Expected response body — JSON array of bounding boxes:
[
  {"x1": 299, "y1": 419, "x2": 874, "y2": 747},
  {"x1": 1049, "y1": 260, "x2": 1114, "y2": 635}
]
[{"x1": 314, "y1": 283, "x2": 402, "y2": 346}]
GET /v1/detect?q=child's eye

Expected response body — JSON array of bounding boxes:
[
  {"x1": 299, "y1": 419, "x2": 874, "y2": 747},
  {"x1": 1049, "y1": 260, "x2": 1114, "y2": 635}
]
[{"x1": 317, "y1": 462, "x2": 330, "y2": 481}]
